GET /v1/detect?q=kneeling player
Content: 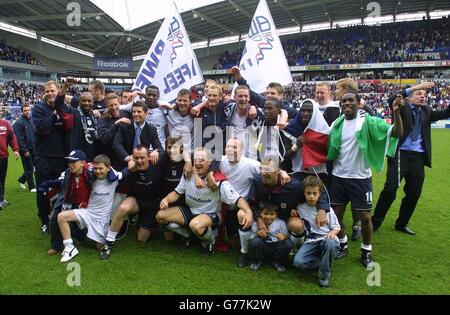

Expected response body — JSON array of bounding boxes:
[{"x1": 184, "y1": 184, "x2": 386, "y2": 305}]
[{"x1": 156, "y1": 147, "x2": 253, "y2": 256}]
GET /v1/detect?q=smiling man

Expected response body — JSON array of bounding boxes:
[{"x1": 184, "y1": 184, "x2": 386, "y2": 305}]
[
  {"x1": 55, "y1": 79, "x2": 99, "y2": 161},
  {"x1": 156, "y1": 147, "x2": 253, "y2": 256},
  {"x1": 327, "y1": 90, "x2": 403, "y2": 267},
  {"x1": 99, "y1": 145, "x2": 166, "y2": 260}
]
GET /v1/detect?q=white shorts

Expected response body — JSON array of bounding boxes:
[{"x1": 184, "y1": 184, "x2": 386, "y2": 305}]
[{"x1": 74, "y1": 209, "x2": 109, "y2": 244}]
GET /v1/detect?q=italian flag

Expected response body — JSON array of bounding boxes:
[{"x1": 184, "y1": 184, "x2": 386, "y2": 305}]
[{"x1": 328, "y1": 110, "x2": 398, "y2": 173}]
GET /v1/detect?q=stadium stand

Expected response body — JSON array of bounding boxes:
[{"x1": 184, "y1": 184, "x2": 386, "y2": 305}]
[
  {"x1": 0, "y1": 39, "x2": 43, "y2": 66},
  {"x1": 212, "y1": 17, "x2": 450, "y2": 68}
]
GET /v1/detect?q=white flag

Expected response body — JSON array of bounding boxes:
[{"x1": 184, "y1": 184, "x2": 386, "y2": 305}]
[
  {"x1": 238, "y1": 0, "x2": 292, "y2": 93},
  {"x1": 132, "y1": 1, "x2": 203, "y2": 101}
]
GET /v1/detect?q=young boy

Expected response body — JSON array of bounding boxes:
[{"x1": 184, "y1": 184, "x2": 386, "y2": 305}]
[
  {"x1": 57, "y1": 154, "x2": 122, "y2": 262},
  {"x1": 248, "y1": 200, "x2": 293, "y2": 272},
  {"x1": 45, "y1": 150, "x2": 92, "y2": 255},
  {"x1": 292, "y1": 176, "x2": 340, "y2": 288}
]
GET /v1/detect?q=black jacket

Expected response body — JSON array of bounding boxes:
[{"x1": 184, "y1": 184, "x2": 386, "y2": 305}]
[
  {"x1": 55, "y1": 94, "x2": 99, "y2": 161},
  {"x1": 13, "y1": 115, "x2": 35, "y2": 154},
  {"x1": 97, "y1": 110, "x2": 131, "y2": 169},
  {"x1": 113, "y1": 122, "x2": 163, "y2": 166},
  {"x1": 389, "y1": 89, "x2": 450, "y2": 168},
  {"x1": 248, "y1": 176, "x2": 330, "y2": 221},
  {"x1": 32, "y1": 101, "x2": 66, "y2": 157}
]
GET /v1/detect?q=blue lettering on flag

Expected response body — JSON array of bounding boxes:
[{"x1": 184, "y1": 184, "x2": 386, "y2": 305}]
[
  {"x1": 133, "y1": 40, "x2": 165, "y2": 91},
  {"x1": 163, "y1": 59, "x2": 197, "y2": 94}
]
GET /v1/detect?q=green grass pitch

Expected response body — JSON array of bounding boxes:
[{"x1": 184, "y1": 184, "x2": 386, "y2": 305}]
[{"x1": 0, "y1": 129, "x2": 449, "y2": 295}]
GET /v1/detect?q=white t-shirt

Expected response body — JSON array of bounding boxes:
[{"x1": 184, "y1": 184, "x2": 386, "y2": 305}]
[
  {"x1": 166, "y1": 110, "x2": 194, "y2": 151},
  {"x1": 332, "y1": 118, "x2": 372, "y2": 179},
  {"x1": 292, "y1": 149, "x2": 327, "y2": 174},
  {"x1": 86, "y1": 179, "x2": 119, "y2": 223},
  {"x1": 175, "y1": 175, "x2": 241, "y2": 215},
  {"x1": 296, "y1": 203, "x2": 340, "y2": 244},
  {"x1": 219, "y1": 156, "x2": 260, "y2": 199},
  {"x1": 147, "y1": 107, "x2": 168, "y2": 148},
  {"x1": 230, "y1": 113, "x2": 247, "y2": 138}
]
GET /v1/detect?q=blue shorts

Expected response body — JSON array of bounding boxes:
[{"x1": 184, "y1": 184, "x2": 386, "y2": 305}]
[
  {"x1": 178, "y1": 204, "x2": 220, "y2": 230},
  {"x1": 330, "y1": 175, "x2": 373, "y2": 211}
]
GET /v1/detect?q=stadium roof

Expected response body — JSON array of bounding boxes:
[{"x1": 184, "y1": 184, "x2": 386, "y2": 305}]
[{"x1": 1, "y1": 0, "x2": 449, "y2": 58}]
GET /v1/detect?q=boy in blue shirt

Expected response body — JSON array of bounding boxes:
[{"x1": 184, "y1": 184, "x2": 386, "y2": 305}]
[
  {"x1": 292, "y1": 176, "x2": 341, "y2": 288},
  {"x1": 248, "y1": 200, "x2": 293, "y2": 272}
]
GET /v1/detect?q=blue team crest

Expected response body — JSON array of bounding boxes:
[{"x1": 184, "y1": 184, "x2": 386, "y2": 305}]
[
  {"x1": 167, "y1": 17, "x2": 184, "y2": 65},
  {"x1": 281, "y1": 203, "x2": 287, "y2": 209},
  {"x1": 172, "y1": 170, "x2": 177, "y2": 176}
]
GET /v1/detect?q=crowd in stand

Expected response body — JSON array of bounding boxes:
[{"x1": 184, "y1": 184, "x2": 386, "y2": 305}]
[
  {"x1": 212, "y1": 17, "x2": 450, "y2": 68},
  {"x1": 0, "y1": 40, "x2": 43, "y2": 66},
  {"x1": 1, "y1": 77, "x2": 449, "y2": 124}
]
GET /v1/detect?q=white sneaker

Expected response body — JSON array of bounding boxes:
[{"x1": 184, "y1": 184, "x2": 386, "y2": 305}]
[
  {"x1": 60, "y1": 247, "x2": 79, "y2": 263},
  {"x1": 19, "y1": 183, "x2": 26, "y2": 190},
  {"x1": 30, "y1": 188, "x2": 37, "y2": 193}
]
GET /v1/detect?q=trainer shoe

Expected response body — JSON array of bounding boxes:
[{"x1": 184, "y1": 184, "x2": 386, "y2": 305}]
[
  {"x1": 202, "y1": 241, "x2": 215, "y2": 256},
  {"x1": 237, "y1": 253, "x2": 249, "y2": 268},
  {"x1": 360, "y1": 250, "x2": 374, "y2": 268},
  {"x1": 30, "y1": 188, "x2": 37, "y2": 193},
  {"x1": 318, "y1": 275, "x2": 330, "y2": 288},
  {"x1": 179, "y1": 237, "x2": 191, "y2": 250},
  {"x1": 3, "y1": 200, "x2": 10, "y2": 206},
  {"x1": 19, "y1": 182, "x2": 27, "y2": 190},
  {"x1": 272, "y1": 261, "x2": 286, "y2": 273},
  {"x1": 99, "y1": 242, "x2": 114, "y2": 260},
  {"x1": 250, "y1": 261, "x2": 263, "y2": 272},
  {"x1": 61, "y1": 247, "x2": 79, "y2": 263},
  {"x1": 47, "y1": 248, "x2": 58, "y2": 256},
  {"x1": 41, "y1": 224, "x2": 49, "y2": 235},
  {"x1": 335, "y1": 246, "x2": 348, "y2": 259}
]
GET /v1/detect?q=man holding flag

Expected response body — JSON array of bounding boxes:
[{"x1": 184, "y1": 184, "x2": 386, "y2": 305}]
[
  {"x1": 327, "y1": 90, "x2": 403, "y2": 267},
  {"x1": 231, "y1": 0, "x2": 296, "y2": 119},
  {"x1": 283, "y1": 99, "x2": 330, "y2": 185}
]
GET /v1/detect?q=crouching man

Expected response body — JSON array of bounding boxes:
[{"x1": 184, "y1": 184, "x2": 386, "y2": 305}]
[{"x1": 156, "y1": 147, "x2": 253, "y2": 256}]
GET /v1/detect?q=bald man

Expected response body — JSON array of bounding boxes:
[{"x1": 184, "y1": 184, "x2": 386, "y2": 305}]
[{"x1": 54, "y1": 78, "x2": 99, "y2": 161}]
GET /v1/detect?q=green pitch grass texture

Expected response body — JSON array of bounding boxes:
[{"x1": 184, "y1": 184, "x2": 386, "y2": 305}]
[{"x1": 1, "y1": 129, "x2": 449, "y2": 295}]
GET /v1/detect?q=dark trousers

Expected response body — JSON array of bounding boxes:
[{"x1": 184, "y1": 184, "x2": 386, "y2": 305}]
[
  {"x1": 0, "y1": 158, "x2": 8, "y2": 202},
  {"x1": 373, "y1": 150, "x2": 425, "y2": 228},
  {"x1": 18, "y1": 152, "x2": 35, "y2": 190},
  {"x1": 35, "y1": 156, "x2": 66, "y2": 226},
  {"x1": 50, "y1": 204, "x2": 87, "y2": 251},
  {"x1": 248, "y1": 237, "x2": 293, "y2": 263}
]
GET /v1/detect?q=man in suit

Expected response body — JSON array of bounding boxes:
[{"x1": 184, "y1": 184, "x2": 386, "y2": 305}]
[
  {"x1": 372, "y1": 81, "x2": 450, "y2": 235},
  {"x1": 113, "y1": 100, "x2": 162, "y2": 168}
]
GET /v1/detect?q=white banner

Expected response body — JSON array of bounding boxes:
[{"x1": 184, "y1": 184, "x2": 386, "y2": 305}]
[
  {"x1": 132, "y1": 1, "x2": 203, "y2": 101},
  {"x1": 238, "y1": 0, "x2": 292, "y2": 93}
]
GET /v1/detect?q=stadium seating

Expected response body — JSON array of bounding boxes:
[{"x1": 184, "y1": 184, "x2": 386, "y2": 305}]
[
  {"x1": 213, "y1": 17, "x2": 450, "y2": 67},
  {"x1": 0, "y1": 39, "x2": 44, "y2": 66}
]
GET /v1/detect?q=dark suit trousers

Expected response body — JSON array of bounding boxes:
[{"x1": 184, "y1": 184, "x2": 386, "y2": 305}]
[
  {"x1": 373, "y1": 150, "x2": 425, "y2": 228},
  {"x1": 35, "y1": 156, "x2": 66, "y2": 226},
  {"x1": 0, "y1": 158, "x2": 8, "y2": 202},
  {"x1": 18, "y1": 152, "x2": 36, "y2": 190}
]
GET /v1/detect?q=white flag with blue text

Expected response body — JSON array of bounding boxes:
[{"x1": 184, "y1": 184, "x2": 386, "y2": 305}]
[
  {"x1": 238, "y1": 0, "x2": 292, "y2": 93},
  {"x1": 132, "y1": 1, "x2": 203, "y2": 101}
]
